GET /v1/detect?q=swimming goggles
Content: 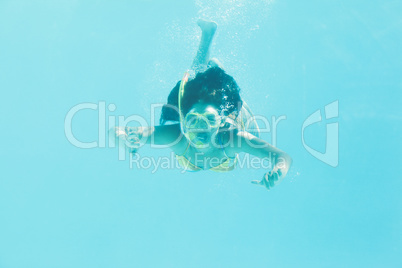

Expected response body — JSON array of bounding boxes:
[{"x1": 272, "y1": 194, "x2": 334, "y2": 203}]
[{"x1": 183, "y1": 111, "x2": 222, "y2": 130}]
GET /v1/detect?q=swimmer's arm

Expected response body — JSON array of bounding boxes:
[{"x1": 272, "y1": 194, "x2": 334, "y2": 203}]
[
  {"x1": 140, "y1": 124, "x2": 183, "y2": 146},
  {"x1": 114, "y1": 124, "x2": 182, "y2": 145},
  {"x1": 110, "y1": 123, "x2": 185, "y2": 151},
  {"x1": 233, "y1": 131, "x2": 292, "y2": 189}
]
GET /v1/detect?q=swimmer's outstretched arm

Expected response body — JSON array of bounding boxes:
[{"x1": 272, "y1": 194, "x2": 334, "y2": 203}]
[
  {"x1": 231, "y1": 131, "x2": 293, "y2": 191},
  {"x1": 110, "y1": 124, "x2": 187, "y2": 153}
]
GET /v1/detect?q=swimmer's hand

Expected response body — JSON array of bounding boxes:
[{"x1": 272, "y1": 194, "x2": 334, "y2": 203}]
[
  {"x1": 251, "y1": 167, "x2": 284, "y2": 191},
  {"x1": 109, "y1": 126, "x2": 143, "y2": 154}
]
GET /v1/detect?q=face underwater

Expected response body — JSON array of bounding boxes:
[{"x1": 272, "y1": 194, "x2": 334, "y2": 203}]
[{"x1": 182, "y1": 103, "x2": 223, "y2": 147}]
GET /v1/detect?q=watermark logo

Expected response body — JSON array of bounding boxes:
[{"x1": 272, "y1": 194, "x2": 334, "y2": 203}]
[
  {"x1": 64, "y1": 100, "x2": 339, "y2": 169},
  {"x1": 301, "y1": 100, "x2": 339, "y2": 167}
]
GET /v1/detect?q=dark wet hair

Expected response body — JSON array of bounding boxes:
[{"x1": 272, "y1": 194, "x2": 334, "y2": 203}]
[{"x1": 159, "y1": 67, "x2": 242, "y2": 125}]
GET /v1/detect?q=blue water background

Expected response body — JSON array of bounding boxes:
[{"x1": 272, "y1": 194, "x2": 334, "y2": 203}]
[{"x1": 0, "y1": 1, "x2": 401, "y2": 267}]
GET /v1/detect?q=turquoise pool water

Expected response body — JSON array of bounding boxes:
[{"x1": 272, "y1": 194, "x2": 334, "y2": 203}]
[{"x1": 1, "y1": 1, "x2": 401, "y2": 267}]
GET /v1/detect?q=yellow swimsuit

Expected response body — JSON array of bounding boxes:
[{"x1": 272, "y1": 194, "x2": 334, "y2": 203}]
[{"x1": 176, "y1": 141, "x2": 237, "y2": 172}]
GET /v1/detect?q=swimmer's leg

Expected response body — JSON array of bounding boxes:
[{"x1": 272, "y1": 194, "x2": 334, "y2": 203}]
[{"x1": 191, "y1": 19, "x2": 217, "y2": 74}]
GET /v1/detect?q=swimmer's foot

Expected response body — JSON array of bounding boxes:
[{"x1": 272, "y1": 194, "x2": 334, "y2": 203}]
[
  {"x1": 197, "y1": 19, "x2": 217, "y2": 35},
  {"x1": 207, "y1": 58, "x2": 224, "y2": 69}
]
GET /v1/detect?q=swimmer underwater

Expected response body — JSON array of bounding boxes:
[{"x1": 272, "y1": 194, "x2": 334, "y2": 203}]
[{"x1": 110, "y1": 19, "x2": 292, "y2": 190}]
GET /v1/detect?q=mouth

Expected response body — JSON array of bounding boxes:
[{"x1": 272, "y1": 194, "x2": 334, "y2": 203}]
[
  {"x1": 189, "y1": 131, "x2": 209, "y2": 143},
  {"x1": 196, "y1": 133, "x2": 208, "y2": 142}
]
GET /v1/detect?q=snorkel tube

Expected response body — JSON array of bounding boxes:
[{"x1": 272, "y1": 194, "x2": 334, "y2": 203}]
[{"x1": 178, "y1": 72, "x2": 189, "y2": 131}]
